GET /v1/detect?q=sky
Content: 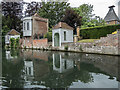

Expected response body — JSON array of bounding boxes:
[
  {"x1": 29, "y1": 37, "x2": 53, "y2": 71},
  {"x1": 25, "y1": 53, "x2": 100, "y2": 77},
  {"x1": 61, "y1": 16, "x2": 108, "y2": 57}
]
[
  {"x1": 0, "y1": 0, "x2": 120, "y2": 19},
  {"x1": 22, "y1": 0, "x2": 120, "y2": 19}
]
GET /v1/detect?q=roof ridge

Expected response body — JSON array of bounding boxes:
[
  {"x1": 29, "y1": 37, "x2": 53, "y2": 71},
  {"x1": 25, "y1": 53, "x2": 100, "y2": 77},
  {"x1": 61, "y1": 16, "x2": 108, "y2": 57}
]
[
  {"x1": 53, "y1": 22, "x2": 73, "y2": 30},
  {"x1": 7, "y1": 29, "x2": 20, "y2": 35}
]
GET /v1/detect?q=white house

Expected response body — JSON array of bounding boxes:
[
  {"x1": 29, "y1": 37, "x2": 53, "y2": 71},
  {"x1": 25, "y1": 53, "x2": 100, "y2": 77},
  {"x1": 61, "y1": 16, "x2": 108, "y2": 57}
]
[
  {"x1": 5, "y1": 29, "x2": 20, "y2": 45},
  {"x1": 52, "y1": 22, "x2": 74, "y2": 47}
]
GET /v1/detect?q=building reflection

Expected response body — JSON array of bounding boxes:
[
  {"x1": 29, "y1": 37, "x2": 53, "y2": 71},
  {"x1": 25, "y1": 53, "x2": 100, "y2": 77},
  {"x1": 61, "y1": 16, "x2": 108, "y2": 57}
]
[
  {"x1": 53, "y1": 53, "x2": 74, "y2": 73},
  {"x1": 24, "y1": 61, "x2": 34, "y2": 82},
  {"x1": 21, "y1": 50, "x2": 119, "y2": 88},
  {"x1": 5, "y1": 49, "x2": 19, "y2": 60}
]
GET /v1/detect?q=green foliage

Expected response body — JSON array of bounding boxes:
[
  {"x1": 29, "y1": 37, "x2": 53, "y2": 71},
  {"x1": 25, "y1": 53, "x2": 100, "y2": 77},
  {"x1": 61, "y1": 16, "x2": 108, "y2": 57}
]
[
  {"x1": 80, "y1": 24, "x2": 120, "y2": 39},
  {"x1": 10, "y1": 38, "x2": 19, "y2": 48},
  {"x1": 2, "y1": 25, "x2": 10, "y2": 48},
  {"x1": 64, "y1": 45, "x2": 68, "y2": 50},
  {"x1": 10, "y1": 38, "x2": 15, "y2": 48},
  {"x1": 62, "y1": 8, "x2": 82, "y2": 34},
  {"x1": 38, "y1": 2, "x2": 70, "y2": 28},
  {"x1": 73, "y1": 4, "x2": 94, "y2": 25},
  {"x1": 2, "y1": 25, "x2": 10, "y2": 36},
  {"x1": 73, "y1": 4, "x2": 106, "y2": 28},
  {"x1": 44, "y1": 32, "x2": 52, "y2": 42},
  {"x1": 2, "y1": 2, "x2": 23, "y2": 32},
  {"x1": 15, "y1": 38, "x2": 20, "y2": 48}
]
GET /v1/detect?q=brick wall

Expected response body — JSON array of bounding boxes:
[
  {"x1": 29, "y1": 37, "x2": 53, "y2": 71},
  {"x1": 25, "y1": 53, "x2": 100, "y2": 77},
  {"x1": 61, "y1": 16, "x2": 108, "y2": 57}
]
[
  {"x1": 33, "y1": 16, "x2": 48, "y2": 36},
  {"x1": 107, "y1": 20, "x2": 117, "y2": 25},
  {"x1": 20, "y1": 38, "x2": 48, "y2": 48},
  {"x1": 33, "y1": 39, "x2": 48, "y2": 48}
]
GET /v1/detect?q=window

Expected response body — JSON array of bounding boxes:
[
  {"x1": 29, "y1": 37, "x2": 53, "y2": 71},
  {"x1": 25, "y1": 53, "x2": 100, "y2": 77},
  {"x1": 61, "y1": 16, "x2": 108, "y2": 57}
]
[
  {"x1": 27, "y1": 22, "x2": 29, "y2": 30},
  {"x1": 24, "y1": 22, "x2": 25, "y2": 30},
  {"x1": 64, "y1": 31, "x2": 66, "y2": 41},
  {"x1": 7, "y1": 36, "x2": 9, "y2": 40},
  {"x1": 29, "y1": 67, "x2": 31, "y2": 75}
]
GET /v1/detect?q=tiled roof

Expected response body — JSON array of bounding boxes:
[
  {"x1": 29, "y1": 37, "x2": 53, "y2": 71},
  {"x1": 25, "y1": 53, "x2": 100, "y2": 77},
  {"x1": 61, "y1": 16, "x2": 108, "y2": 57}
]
[
  {"x1": 7, "y1": 29, "x2": 20, "y2": 35},
  {"x1": 104, "y1": 5, "x2": 120, "y2": 22},
  {"x1": 53, "y1": 22, "x2": 73, "y2": 30},
  {"x1": 33, "y1": 13, "x2": 48, "y2": 22}
]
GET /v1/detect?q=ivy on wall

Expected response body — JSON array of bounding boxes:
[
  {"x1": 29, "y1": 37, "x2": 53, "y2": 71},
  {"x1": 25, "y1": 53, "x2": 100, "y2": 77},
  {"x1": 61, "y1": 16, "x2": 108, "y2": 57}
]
[{"x1": 10, "y1": 38, "x2": 20, "y2": 48}]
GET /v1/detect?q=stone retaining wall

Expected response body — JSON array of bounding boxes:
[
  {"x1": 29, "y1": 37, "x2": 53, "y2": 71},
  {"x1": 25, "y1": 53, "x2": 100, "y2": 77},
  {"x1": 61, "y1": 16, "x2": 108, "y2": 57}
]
[
  {"x1": 50, "y1": 30, "x2": 120, "y2": 55},
  {"x1": 20, "y1": 30, "x2": 120, "y2": 55}
]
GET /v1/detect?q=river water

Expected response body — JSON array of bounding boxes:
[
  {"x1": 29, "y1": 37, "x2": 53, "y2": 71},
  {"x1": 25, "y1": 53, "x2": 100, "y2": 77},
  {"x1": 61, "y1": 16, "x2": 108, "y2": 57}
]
[{"x1": 1, "y1": 49, "x2": 120, "y2": 89}]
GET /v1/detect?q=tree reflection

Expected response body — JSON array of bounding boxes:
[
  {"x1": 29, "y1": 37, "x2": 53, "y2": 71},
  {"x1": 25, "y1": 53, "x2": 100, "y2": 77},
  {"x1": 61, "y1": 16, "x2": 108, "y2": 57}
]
[
  {"x1": 2, "y1": 49, "x2": 24, "y2": 88},
  {"x1": 35, "y1": 53, "x2": 94, "y2": 88}
]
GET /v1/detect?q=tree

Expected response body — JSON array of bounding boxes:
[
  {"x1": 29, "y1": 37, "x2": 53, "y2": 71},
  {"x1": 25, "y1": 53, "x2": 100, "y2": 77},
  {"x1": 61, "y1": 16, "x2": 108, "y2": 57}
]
[
  {"x1": 24, "y1": 2, "x2": 42, "y2": 16},
  {"x1": 38, "y1": 2, "x2": 70, "y2": 28},
  {"x1": 73, "y1": 4, "x2": 95, "y2": 25},
  {"x1": 73, "y1": 4, "x2": 106, "y2": 28},
  {"x1": 62, "y1": 8, "x2": 82, "y2": 34},
  {"x1": 2, "y1": 2, "x2": 23, "y2": 32}
]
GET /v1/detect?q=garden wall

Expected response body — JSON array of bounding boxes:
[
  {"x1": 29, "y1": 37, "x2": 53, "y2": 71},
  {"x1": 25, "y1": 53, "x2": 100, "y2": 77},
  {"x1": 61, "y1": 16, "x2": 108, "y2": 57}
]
[
  {"x1": 20, "y1": 38, "x2": 48, "y2": 48},
  {"x1": 51, "y1": 30, "x2": 120, "y2": 55}
]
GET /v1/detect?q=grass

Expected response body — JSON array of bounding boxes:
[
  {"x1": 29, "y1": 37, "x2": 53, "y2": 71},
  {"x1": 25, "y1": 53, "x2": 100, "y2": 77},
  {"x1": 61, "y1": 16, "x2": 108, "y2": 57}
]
[{"x1": 78, "y1": 39, "x2": 99, "y2": 43}]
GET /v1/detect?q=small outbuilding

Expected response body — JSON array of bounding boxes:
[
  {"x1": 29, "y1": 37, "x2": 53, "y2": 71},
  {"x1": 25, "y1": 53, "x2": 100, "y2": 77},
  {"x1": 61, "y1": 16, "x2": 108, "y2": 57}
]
[
  {"x1": 5, "y1": 29, "x2": 20, "y2": 45},
  {"x1": 52, "y1": 22, "x2": 74, "y2": 47},
  {"x1": 104, "y1": 5, "x2": 120, "y2": 25}
]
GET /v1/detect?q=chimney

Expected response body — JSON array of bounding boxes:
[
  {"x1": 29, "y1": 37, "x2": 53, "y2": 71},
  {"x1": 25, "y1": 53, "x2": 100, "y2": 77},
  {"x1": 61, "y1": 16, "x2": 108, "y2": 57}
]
[
  {"x1": 109, "y1": 5, "x2": 115, "y2": 8},
  {"x1": 118, "y1": 1, "x2": 120, "y2": 19}
]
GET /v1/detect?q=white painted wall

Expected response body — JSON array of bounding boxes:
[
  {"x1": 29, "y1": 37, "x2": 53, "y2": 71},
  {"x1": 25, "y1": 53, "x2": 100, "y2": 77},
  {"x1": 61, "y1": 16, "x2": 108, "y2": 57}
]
[
  {"x1": 60, "y1": 28, "x2": 73, "y2": 43},
  {"x1": 5, "y1": 35, "x2": 20, "y2": 44},
  {"x1": 52, "y1": 28, "x2": 73, "y2": 47},
  {"x1": 23, "y1": 17, "x2": 32, "y2": 36}
]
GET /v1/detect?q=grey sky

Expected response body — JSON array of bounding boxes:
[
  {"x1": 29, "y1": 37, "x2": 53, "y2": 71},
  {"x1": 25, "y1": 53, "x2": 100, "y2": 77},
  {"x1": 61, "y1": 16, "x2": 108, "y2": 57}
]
[{"x1": 1, "y1": 0, "x2": 120, "y2": 19}]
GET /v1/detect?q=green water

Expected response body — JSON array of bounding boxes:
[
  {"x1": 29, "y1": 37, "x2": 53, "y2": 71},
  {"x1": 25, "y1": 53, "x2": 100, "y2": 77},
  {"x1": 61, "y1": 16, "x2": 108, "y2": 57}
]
[{"x1": 1, "y1": 49, "x2": 120, "y2": 89}]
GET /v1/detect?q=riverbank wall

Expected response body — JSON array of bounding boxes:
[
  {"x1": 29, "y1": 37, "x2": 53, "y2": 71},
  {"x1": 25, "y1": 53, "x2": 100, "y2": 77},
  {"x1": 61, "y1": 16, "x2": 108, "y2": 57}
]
[{"x1": 20, "y1": 30, "x2": 120, "y2": 56}]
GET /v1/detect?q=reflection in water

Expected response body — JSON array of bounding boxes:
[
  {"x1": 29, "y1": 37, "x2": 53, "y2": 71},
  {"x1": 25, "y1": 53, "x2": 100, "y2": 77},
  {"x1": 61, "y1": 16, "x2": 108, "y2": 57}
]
[
  {"x1": 53, "y1": 53, "x2": 74, "y2": 73},
  {"x1": 2, "y1": 49, "x2": 119, "y2": 88},
  {"x1": 24, "y1": 61, "x2": 34, "y2": 82}
]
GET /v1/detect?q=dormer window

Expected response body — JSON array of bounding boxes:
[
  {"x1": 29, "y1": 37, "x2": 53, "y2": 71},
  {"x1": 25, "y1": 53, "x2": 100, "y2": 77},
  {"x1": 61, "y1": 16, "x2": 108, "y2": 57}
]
[{"x1": 27, "y1": 22, "x2": 29, "y2": 30}]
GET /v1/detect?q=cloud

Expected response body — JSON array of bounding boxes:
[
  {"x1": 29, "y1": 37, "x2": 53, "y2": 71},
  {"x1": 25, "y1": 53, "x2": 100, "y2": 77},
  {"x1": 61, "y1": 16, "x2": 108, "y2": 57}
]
[{"x1": 68, "y1": 0, "x2": 118, "y2": 19}]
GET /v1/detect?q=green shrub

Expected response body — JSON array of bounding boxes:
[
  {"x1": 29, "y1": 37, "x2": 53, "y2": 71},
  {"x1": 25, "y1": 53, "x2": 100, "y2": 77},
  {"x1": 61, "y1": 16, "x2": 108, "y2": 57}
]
[
  {"x1": 64, "y1": 45, "x2": 68, "y2": 50},
  {"x1": 10, "y1": 38, "x2": 15, "y2": 48},
  {"x1": 16, "y1": 38, "x2": 19, "y2": 47},
  {"x1": 10, "y1": 38, "x2": 20, "y2": 48},
  {"x1": 80, "y1": 24, "x2": 120, "y2": 39},
  {"x1": 44, "y1": 32, "x2": 52, "y2": 42}
]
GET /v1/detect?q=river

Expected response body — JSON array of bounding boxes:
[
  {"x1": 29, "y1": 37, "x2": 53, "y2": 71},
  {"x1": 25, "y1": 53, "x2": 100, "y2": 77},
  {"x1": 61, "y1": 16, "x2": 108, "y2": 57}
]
[{"x1": 1, "y1": 49, "x2": 120, "y2": 89}]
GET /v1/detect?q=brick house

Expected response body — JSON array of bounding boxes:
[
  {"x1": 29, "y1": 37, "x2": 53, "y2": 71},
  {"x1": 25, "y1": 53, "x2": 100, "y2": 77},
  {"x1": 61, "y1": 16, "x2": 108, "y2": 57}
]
[
  {"x1": 21, "y1": 13, "x2": 49, "y2": 48},
  {"x1": 22, "y1": 13, "x2": 48, "y2": 39},
  {"x1": 104, "y1": 5, "x2": 120, "y2": 25}
]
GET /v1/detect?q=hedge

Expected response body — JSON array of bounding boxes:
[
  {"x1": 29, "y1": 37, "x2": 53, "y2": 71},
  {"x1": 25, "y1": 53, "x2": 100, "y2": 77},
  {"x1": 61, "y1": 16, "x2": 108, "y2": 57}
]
[{"x1": 80, "y1": 24, "x2": 120, "y2": 39}]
